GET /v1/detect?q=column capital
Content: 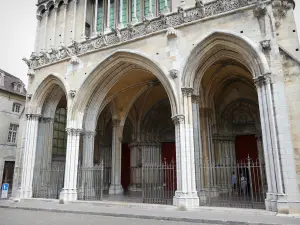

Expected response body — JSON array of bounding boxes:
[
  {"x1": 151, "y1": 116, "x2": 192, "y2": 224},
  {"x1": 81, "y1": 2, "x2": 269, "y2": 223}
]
[
  {"x1": 112, "y1": 119, "x2": 121, "y2": 127},
  {"x1": 66, "y1": 128, "x2": 82, "y2": 136},
  {"x1": 254, "y1": 73, "x2": 272, "y2": 88},
  {"x1": 84, "y1": 131, "x2": 97, "y2": 138},
  {"x1": 26, "y1": 114, "x2": 41, "y2": 120},
  {"x1": 45, "y1": 10, "x2": 50, "y2": 16},
  {"x1": 43, "y1": 117, "x2": 54, "y2": 124},
  {"x1": 181, "y1": 87, "x2": 193, "y2": 96},
  {"x1": 192, "y1": 95, "x2": 200, "y2": 103},
  {"x1": 172, "y1": 114, "x2": 185, "y2": 125}
]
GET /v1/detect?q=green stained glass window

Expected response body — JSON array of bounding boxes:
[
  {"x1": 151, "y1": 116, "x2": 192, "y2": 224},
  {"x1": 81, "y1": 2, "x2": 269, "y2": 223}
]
[
  {"x1": 52, "y1": 108, "x2": 67, "y2": 156},
  {"x1": 131, "y1": 0, "x2": 141, "y2": 22},
  {"x1": 110, "y1": 0, "x2": 115, "y2": 28},
  {"x1": 158, "y1": 0, "x2": 170, "y2": 12},
  {"x1": 144, "y1": 0, "x2": 155, "y2": 17},
  {"x1": 97, "y1": 0, "x2": 103, "y2": 32},
  {"x1": 120, "y1": 0, "x2": 128, "y2": 26}
]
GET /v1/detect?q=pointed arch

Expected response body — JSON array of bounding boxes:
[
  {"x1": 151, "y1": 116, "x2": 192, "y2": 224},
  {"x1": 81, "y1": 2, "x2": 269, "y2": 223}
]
[
  {"x1": 181, "y1": 30, "x2": 270, "y2": 95},
  {"x1": 71, "y1": 50, "x2": 178, "y2": 130}
]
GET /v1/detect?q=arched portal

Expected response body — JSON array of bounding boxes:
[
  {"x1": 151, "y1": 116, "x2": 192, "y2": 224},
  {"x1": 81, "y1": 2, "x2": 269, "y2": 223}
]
[
  {"x1": 72, "y1": 51, "x2": 177, "y2": 204},
  {"x1": 26, "y1": 75, "x2": 69, "y2": 200},
  {"x1": 182, "y1": 31, "x2": 282, "y2": 211}
]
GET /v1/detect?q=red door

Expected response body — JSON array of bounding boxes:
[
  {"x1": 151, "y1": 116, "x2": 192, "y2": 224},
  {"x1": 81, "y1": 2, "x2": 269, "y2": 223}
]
[
  {"x1": 235, "y1": 135, "x2": 258, "y2": 162},
  {"x1": 161, "y1": 142, "x2": 176, "y2": 191},
  {"x1": 235, "y1": 135, "x2": 260, "y2": 192},
  {"x1": 121, "y1": 144, "x2": 131, "y2": 191}
]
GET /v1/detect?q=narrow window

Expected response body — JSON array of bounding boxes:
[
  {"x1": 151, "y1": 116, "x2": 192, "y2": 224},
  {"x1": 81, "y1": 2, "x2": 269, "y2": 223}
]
[
  {"x1": 144, "y1": 0, "x2": 155, "y2": 17},
  {"x1": 110, "y1": 0, "x2": 115, "y2": 28},
  {"x1": 85, "y1": 22, "x2": 91, "y2": 37},
  {"x1": 131, "y1": 0, "x2": 141, "y2": 22},
  {"x1": 7, "y1": 124, "x2": 19, "y2": 143},
  {"x1": 12, "y1": 103, "x2": 21, "y2": 113},
  {"x1": 97, "y1": 0, "x2": 104, "y2": 32},
  {"x1": 120, "y1": 0, "x2": 128, "y2": 26},
  {"x1": 158, "y1": 0, "x2": 170, "y2": 13},
  {"x1": 52, "y1": 108, "x2": 67, "y2": 156}
]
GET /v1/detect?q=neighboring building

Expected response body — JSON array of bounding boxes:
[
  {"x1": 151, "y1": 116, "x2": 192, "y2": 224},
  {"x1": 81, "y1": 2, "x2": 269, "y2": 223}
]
[
  {"x1": 14, "y1": 0, "x2": 300, "y2": 215},
  {"x1": 0, "y1": 69, "x2": 26, "y2": 194}
]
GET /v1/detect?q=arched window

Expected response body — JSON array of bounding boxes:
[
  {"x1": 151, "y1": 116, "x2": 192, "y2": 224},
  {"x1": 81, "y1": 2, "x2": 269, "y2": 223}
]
[{"x1": 52, "y1": 108, "x2": 67, "y2": 156}]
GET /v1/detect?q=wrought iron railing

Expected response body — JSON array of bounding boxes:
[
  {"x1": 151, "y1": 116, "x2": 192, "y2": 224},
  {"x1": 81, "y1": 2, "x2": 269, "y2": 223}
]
[{"x1": 196, "y1": 157, "x2": 266, "y2": 209}]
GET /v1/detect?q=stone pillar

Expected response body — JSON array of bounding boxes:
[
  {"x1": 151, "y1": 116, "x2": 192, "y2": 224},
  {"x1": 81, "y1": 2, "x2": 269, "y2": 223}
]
[
  {"x1": 192, "y1": 95, "x2": 203, "y2": 192},
  {"x1": 131, "y1": 0, "x2": 138, "y2": 24},
  {"x1": 42, "y1": 118, "x2": 54, "y2": 168},
  {"x1": 72, "y1": 0, "x2": 78, "y2": 40},
  {"x1": 92, "y1": 0, "x2": 99, "y2": 37},
  {"x1": 34, "y1": 15, "x2": 42, "y2": 52},
  {"x1": 61, "y1": 1, "x2": 68, "y2": 44},
  {"x1": 128, "y1": 142, "x2": 142, "y2": 191},
  {"x1": 109, "y1": 119, "x2": 123, "y2": 194},
  {"x1": 104, "y1": 0, "x2": 111, "y2": 33},
  {"x1": 59, "y1": 128, "x2": 82, "y2": 202},
  {"x1": 118, "y1": 0, "x2": 124, "y2": 28},
  {"x1": 43, "y1": 10, "x2": 49, "y2": 50},
  {"x1": 19, "y1": 114, "x2": 40, "y2": 199},
  {"x1": 80, "y1": 131, "x2": 96, "y2": 197},
  {"x1": 81, "y1": 0, "x2": 88, "y2": 41},
  {"x1": 52, "y1": 4, "x2": 58, "y2": 46},
  {"x1": 172, "y1": 87, "x2": 199, "y2": 208}
]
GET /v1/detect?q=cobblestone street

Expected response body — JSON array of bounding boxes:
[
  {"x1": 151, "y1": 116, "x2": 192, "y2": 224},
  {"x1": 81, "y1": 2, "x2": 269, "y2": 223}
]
[{"x1": 0, "y1": 208, "x2": 215, "y2": 225}]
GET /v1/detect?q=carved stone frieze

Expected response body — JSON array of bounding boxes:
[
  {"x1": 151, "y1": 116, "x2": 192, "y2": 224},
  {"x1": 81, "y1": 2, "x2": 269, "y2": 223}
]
[
  {"x1": 31, "y1": 0, "x2": 253, "y2": 69},
  {"x1": 272, "y1": 0, "x2": 294, "y2": 28}
]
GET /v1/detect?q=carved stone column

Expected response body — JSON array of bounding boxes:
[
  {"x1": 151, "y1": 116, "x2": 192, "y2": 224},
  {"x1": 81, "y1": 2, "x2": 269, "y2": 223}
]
[
  {"x1": 34, "y1": 15, "x2": 42, "y2": 52},
  {"x1": 92, "y1": 0, "x2": 99, "y2": 37},
  {"x1": 60, "y1": 128, "x2": 82, "y2": 202},
  {"x1": 109, "y1": 119, "x2": 123, "y2": 194},
  {"x1": 72, "y1": 0, "x2": 78, "y2": 40},
  {"x1": 80, "y1": 131, "x2": 96, "y2": 197},
  {"x1": 43, "y1": 10, "x2": 49, "y2": 50},
  {"x1": 172, "y1": 88, "x2": 199, "y2": 208},
  {"x1": 61, "y1": 1, "x2": 68, "y2": 44},
  {"x1": 52, "y1": 4, "x2": 59, "y2": 46},
  {"x1": 19, "y1": 114, "x2": 40, "y2": 199},
  {"x1": 254, "y1": 74, "x2": 281, "y2": 211}
]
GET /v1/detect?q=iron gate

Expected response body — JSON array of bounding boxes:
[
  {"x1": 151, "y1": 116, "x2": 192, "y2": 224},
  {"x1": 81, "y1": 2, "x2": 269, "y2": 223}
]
[
  {"x1": 196, "y1": 157, "x2": 266, "y2": 208},
  {"x1": 77, "y1": 163, "x2": 104, "y2": 201},
  {"x1": 32, "y1": 164, "x2": 65, "y2": 199},
  {"x1": 142, "y1": 160, "x2": 176, "y2": 205}
]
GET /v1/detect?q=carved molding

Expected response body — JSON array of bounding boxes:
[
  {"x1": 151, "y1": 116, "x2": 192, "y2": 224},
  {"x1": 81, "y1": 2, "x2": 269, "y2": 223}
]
[
  {"x1": 66, "y1": 128, "x2": 82, "y2": 136},
  {"x1": 26, "y1": 114, "x2": 41, "y2": 121},
  {"x1": 182, "y1": 87, "x2": 194, "y2": 96},
  {"x1": 84, "y1": 131, "x2": 97, "y2": 138},
  {"x1": 30, "y1": 0, "x2": 253, "y2": 69},
  {"x1": 253, "y1": 73, "x2": 272, "y2": 87}
]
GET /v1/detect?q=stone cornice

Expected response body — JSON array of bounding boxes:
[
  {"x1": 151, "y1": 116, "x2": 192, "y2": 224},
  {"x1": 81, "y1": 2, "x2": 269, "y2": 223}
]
[{"x1": 28, "y1": 0, "x2": 257, "y2": 70}]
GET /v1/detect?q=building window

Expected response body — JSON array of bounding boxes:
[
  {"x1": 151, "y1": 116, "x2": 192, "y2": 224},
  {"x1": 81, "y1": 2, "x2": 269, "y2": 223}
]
[
  {"x1": 12, "y1": 103, "x2": 21, "y2": 113},
  {"x1": 97, "y1": 0, "x2": 104, "y2": 32},
  {"x1": 7, "y1": 124, "x2": 19, "y2": 143},
  {"x1": 52, "y1": 108, "x2": 67, "y2": 156}
]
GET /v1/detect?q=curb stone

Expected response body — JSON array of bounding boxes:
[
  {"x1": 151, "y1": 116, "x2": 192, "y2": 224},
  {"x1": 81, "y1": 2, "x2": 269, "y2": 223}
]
[{"x1": 0, "y1": 205, "x2": 283, "y2": 225}]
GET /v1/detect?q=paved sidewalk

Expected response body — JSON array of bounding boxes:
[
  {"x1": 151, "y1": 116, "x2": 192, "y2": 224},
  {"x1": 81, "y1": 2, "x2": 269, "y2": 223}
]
[{"x1": 0, "y1": 199, "x2": 300, "y2": 225}]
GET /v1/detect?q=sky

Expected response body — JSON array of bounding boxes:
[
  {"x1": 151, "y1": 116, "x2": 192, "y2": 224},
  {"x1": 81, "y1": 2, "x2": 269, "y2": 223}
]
[{"x1": 0, "y1": 1, "x2": 299, "y2": 87}]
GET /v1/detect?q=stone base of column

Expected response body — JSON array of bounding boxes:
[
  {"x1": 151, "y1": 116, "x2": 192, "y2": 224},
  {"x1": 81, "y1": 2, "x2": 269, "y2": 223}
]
[
  {"x1": 19, "y1": 187, "x2": 32, "y2": 199},
  {"x1": 264, "y1": 192, "x2": 274, "y2": 211},
  {"x1": 59, "y1": 189, "x2": 77, "y2": 202},
  {"x1": 173, "y1": 191, "x2": 199, "y2": 208},
  {"x1": 109, "y1": 184, "x2": 123, "y2": 194},
  {"x1": 277, "y1": 193, "x2": 300, "y2": 215}
]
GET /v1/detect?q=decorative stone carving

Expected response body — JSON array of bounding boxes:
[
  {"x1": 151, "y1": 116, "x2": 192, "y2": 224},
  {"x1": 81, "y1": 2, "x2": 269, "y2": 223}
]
[
  {"x1": 112, "y1": 28, "x2": 122, "y2": 42},
  {"x1": 253, "y1": 0, "x2": 267, "y2": 18},
  {"x1": 253, "y1": 73, "x2": 271, "y2": 87},
  {"x1": 22, "y1": 57, "x2": 33, "y2": 69},
  {"x1": 29, "y1": 0, "x2": 254, "y2": 69},
  {"x1": 27, "y1": 69, "x2": 35, "y2": 78},
  {"x1": 85, "y1": 131, "x2": 97, "y2": 138},
  {"x1": 192, "y1": 95, "x2": 200, "y2": 103},
  {"x1": 66, "y1": 128, "x2": 82, "y2": 136},
  {"x1": 181, "y1": 87, "x2": 194, "y2": 96},
  {"x1": 272, "y1": 0, "x2": 294, "y2": 28},
  {"x1": 166, "y1": 27, "x2": 177, "y2": 39},
  {"x1": 260, "y1": 39, "x2": 271, "y2": 51},
  {"x1": 69, "y1": 90, "x2": 76, "y2": 98},
  {"x1": 26, "y1": 94, "x2": 32, "y2": 100},
  {"x1": 169, "y1": 69, "x2": 178, "y2": 79},
  {"x1": 70, "y1": 55, "x2": 80, "y2": 65},
  {"x1": 172, "y1": 114, "x2": 185, "y2": 125}
]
